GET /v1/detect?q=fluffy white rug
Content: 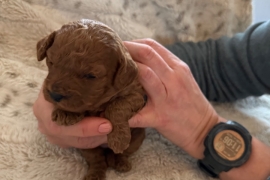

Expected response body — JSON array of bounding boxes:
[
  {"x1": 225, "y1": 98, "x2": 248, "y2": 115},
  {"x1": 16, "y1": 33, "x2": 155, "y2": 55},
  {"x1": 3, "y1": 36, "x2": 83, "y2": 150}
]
[{"x1": 0, "y1": 0, "x2": 269, "y2": 180}]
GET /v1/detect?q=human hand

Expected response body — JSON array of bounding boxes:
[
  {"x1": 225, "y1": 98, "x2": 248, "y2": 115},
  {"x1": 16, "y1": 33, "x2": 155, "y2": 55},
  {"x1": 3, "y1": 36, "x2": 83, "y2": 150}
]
[
  {"x1": 123, "y1": 39, "x2": 226, "y2": 159},
  {"x1": 33, "y1": 87, "x2": 112, "y2": 149}
]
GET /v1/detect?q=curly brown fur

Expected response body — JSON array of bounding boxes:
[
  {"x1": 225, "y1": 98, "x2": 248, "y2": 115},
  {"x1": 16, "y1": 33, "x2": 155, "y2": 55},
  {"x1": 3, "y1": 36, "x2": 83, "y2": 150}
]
[{"x1": 36, "y1": 19, "x2": 146, "y2": 180}]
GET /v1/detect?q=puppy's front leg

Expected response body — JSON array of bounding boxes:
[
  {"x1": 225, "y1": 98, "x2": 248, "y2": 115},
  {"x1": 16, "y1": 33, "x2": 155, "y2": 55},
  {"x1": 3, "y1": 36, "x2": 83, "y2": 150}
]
[
  {"x1": 52, "y1": 109, "x2": 84, "y2": 126},
  {"x1": 105, "y1": 92, "x2": 146, "y2": 154},
  {"x1": 106, "y1": 128, "x2": 145, "y2": 172}
]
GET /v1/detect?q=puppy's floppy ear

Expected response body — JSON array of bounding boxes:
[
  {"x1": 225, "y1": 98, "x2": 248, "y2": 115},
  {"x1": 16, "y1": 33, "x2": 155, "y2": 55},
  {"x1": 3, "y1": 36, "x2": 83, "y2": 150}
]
[
  {"x1": 36, "y1": 31, "x2": 56, "y2": 61},
  {"x1": 114, "y1": 47, "x2": 138, "y2": 89}
]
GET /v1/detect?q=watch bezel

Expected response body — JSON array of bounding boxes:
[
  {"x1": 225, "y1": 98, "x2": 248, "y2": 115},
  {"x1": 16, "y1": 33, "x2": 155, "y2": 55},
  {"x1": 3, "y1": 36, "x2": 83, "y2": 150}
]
[{"x1": 205, "y1": 121, "x2": 252, "y2": 167}]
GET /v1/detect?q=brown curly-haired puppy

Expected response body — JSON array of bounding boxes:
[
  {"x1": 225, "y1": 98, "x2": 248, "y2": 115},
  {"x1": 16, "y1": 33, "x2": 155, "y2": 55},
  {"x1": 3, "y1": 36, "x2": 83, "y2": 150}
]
[{"x1": 36, "y1": 19, "x2": 146, "y2": 180}]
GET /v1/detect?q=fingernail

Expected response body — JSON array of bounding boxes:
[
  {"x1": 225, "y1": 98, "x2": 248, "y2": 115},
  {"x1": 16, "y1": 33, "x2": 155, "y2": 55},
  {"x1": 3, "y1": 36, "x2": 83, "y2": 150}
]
[{"x1": 98, "y1": 123, "x2": 112, "y2": 133}]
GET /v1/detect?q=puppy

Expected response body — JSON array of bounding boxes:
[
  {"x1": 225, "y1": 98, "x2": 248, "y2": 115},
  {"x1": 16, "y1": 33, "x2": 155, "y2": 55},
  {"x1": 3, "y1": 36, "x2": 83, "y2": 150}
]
[{"x1": 36, "y1": 19, "x2": 146, "y2": 180}]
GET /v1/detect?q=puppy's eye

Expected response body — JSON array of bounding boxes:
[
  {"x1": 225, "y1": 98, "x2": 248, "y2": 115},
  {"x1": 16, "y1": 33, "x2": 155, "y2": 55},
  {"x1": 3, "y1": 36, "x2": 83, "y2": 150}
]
[{"x1": 83, "y1": 74, "x2": 96, "y2": 79}]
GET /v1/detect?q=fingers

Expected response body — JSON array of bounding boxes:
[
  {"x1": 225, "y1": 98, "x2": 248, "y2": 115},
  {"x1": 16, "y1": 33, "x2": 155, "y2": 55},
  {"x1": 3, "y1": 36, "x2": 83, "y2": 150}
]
[
  {"x1": 62, "y1": 117, "x2": 112, "y2": 137},
  {"x1": 128, "y1": 103, "x2": 157, "y2": 128},
  {"x1": 131, "y1": 38, "x2": 180, "y2": 68},
  {"x1": 130, "y1": 38, "x2": 193, "y2": 91},
  {"x1": 136, "y1": 62, "x2": 167, "y2": 101},
  {"x1": 39, "y1": 117, "x2": 112, "y2": 138},
  {"x1": 124, "y1": 41, "x2": 173, "y2": 80}
]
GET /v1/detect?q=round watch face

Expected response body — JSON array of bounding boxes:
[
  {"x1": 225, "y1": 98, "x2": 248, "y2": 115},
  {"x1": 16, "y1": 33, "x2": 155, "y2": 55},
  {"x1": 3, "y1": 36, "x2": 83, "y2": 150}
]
[{"x1": 213, "y1": 130, "x2": 245, "y2": 161}]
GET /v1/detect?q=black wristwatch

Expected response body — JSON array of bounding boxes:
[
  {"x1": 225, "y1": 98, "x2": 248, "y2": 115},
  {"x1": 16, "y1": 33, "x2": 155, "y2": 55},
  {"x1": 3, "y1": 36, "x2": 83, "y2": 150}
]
[{"x1": 197, "y1": 120, "x2": 252, "y2": 178}]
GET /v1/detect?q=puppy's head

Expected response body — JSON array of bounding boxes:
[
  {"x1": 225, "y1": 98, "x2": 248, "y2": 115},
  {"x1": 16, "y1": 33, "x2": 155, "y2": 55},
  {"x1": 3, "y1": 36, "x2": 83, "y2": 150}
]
[{"x1": 37, "y1": 19, "x2": 138, "y2": 113}]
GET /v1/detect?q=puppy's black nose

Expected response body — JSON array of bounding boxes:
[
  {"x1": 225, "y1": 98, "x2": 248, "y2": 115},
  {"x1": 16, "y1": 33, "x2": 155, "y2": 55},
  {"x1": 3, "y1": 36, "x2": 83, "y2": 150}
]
[{"x1": 49, "y1": 91, "x2": 64, "y2": 102}]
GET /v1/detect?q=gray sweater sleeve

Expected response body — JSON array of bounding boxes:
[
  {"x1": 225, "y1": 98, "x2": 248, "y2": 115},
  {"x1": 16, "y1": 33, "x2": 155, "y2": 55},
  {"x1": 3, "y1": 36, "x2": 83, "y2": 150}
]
[{"x1": 166, "y1": 20, "x2": 270, "y2": 102}]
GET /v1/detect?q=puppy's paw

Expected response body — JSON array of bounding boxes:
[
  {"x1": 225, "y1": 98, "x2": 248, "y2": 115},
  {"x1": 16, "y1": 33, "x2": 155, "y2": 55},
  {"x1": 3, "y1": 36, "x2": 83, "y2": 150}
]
[
  {"x1": 52, "y1": 109, "x2": 84, "y2": 126},
  {"x1": 105, "y1": 150, "x2": 131, "y2": 172},
  {"x1": 83, "y1": 172, "x2": 106, "y2": 180},
  {"x1": 115, "y1": 156, "x2": 132, "y2": 172},
  {"x1": 107, "y1": 132, "x2": 131, "y2": 154}
]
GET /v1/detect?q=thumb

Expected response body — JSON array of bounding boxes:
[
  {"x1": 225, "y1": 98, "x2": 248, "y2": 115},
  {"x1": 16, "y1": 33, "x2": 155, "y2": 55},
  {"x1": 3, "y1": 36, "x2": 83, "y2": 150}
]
[
  {"x1": 61, "y1": 117, "x2": 112, "y2": 137},
  {"x1": 128, "y1": 105, "x2": 156, "y2": 128}
]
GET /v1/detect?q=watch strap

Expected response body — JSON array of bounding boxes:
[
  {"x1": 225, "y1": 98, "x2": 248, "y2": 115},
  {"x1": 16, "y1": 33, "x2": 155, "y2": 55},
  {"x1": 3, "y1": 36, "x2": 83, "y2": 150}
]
[{"x1": 197, "y1": 148, "x2": 232, "y2": 178}]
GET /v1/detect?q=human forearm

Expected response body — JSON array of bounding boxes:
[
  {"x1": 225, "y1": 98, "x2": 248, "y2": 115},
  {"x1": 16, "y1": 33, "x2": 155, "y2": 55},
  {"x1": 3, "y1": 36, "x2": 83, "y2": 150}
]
[{"x1": 166, "y1": 20, "x2": 270, "y2": 102}]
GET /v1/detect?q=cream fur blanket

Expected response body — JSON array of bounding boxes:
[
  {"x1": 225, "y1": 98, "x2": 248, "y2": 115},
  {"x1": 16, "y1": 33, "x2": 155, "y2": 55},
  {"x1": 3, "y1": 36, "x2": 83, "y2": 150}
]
[{"x1": 0, "y1": 0, "x2": 269, "y2": 180}]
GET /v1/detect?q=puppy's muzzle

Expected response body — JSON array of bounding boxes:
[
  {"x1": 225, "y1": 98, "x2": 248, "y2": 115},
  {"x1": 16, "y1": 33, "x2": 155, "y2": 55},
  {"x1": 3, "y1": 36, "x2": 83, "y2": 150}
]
[{"x1": 48, "y1": 91, "x2": 65, "y2": 102}]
